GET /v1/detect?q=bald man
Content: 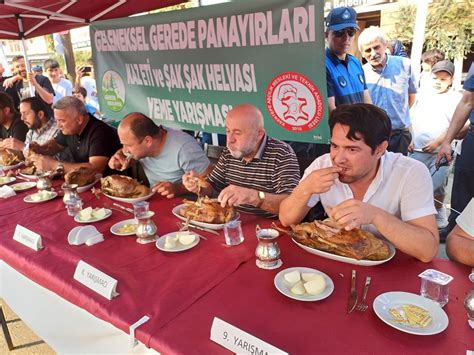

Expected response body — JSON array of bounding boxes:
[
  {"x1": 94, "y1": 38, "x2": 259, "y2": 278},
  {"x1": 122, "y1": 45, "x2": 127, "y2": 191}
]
[
  {"x1": 108, "y1": 112, "x2": 210, "y2": 198},
  {"x1": 183, "y1": 104, "x2": 300, "y2": 218}
]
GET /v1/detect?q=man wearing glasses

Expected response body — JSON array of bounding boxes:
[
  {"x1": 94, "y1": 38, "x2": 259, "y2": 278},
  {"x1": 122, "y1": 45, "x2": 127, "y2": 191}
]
[{"x1": 325, "y1": 6, "x2": 372, "y2": 112}]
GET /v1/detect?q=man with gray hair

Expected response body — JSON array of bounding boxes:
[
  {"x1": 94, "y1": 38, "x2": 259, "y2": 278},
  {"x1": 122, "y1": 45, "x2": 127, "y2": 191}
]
[
  {"x1": 358, "y1": 26, "x2": 417, "y2": 155},
  {"x1": 183, "y1": 104, "x2": 300, "y2": 218},
  {"x1": 29, "y1": 96, "x2": 120, "y2": 174}
]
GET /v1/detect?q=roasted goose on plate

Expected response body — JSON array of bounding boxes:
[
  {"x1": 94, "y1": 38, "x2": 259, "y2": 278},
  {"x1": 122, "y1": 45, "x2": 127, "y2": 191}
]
[
  {"x1": 281, "y1": 219, "x2": 390, "y2": 261},
  {"x1": 179, "y1": 196, "x2": 236, "y2": 224},
  {"x1": 65, "y1": 167, "x2": 97, "y2": 186},
  {"x1": 100, "y1": 175, "x2": 150, "y2": 198},
  {"x1": 0, "y1": 149, "x2": 23, "y2": 166}
]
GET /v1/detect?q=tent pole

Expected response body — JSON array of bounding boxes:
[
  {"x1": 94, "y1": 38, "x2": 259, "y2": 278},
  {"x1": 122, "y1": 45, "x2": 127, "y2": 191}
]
[{"x1": 20, "y1": 37, "x2": 32, "y2": 73}]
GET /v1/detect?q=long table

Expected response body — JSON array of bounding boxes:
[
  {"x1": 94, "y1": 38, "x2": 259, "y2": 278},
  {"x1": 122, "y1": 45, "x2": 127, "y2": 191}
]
[{"x1": 0, "y1": 180, "x2": 472, "y2": 353}]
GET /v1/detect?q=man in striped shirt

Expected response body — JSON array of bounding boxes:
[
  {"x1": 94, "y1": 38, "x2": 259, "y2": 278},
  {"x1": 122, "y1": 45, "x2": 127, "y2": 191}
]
[{"x1": 183, "y1": 104, "x2": 300, "y2": 218}]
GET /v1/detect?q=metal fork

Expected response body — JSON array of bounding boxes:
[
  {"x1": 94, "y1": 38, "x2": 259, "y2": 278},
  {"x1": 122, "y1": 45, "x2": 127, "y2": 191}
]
[{"x1": 356, "y1": 276, "x2": 371, "y2": 312}]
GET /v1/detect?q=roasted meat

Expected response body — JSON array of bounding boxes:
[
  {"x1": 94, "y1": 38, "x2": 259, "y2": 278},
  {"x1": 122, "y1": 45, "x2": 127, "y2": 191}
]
[
  {"x1": 179, "y1": 196, "x2": 236, "y2": 224},
  {"x1": 64, "y1": 167, "x2": 97, "y2": 186},
  {"x1": 20, "y1": 165, "x2": 37, "y2": 175},
  {"x1": 0, "y1": 149, "x2": 23, "y2": 166},
  {"x1": 100, "y1": 175, "x2": 150, "y2": 198},
  {"x1": 286, "y1": 219, "x2": 390, "y2": 261}
]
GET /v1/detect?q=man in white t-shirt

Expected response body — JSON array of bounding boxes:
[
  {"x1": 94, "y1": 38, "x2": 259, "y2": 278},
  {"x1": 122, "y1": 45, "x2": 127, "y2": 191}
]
[
  {"x1": 280, "y1": 103, "x2": 439, "y2": 262},
  {"x1": 44, "y1": 59, "x2": 73, "y2": 104},
  {"x1": 446, "y1": 198, "x2": 474, "y2": 266}
]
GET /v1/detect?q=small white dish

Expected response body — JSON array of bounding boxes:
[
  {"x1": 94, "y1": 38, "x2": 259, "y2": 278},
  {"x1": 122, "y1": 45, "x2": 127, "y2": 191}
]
[
  {"x1": 11, "y1": 181, "x2": 36, "y2": 191},
  {"x1": 156, "y1": 231, "x2": 200, "y2": 252},
  {"x1": 103, "y1": 191, "x2": 154, "y2": 204},
  {"x1": 172, "y1": 204, "x2": 240, "y2": 230},
  {"x1": 74, "y1": 208, "x2": 112, "y2": 223},
  {"x1": 110, "y1": 218, "x2": 139, "y2": 236},
  {"x1": 373, "y1": 291, "x2": 449, "y2": 335},
  {"x1": 274, "y1": 267, "x2": 334, "y2": 302},
  {"x1": 0, "y1": 176, "x2": 16, "y2": 186},
  {"x1": 23, "y1": 191, "x2": 58, "y2": 203}
]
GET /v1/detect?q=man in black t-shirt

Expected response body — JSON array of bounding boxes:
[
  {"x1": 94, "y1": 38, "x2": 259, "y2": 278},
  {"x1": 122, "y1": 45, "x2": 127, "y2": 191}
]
[
  {"x1": 0, "y1": 92, "x2": 28, "y2": 142},
  {"x1": 3, "y1": 55, "x2": 55, "y2": 117},
  {"x1": 29, "y1": 96, "x2": 120, "y2": 174}
]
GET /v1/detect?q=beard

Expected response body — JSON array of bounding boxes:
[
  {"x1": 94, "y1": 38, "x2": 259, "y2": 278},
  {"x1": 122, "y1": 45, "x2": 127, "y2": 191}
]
[
  {"x1": 28, "y1": 116, "x2": 42, "y2": 130},
  {"x1": 227, "y1": 141, "x2": 258, "y2": 160}
]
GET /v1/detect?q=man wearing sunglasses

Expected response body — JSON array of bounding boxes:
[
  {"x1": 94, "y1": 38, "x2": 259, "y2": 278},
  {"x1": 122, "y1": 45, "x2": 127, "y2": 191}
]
[{"x1": 325, "y1": 6, "x2": 372, "y2": 112}]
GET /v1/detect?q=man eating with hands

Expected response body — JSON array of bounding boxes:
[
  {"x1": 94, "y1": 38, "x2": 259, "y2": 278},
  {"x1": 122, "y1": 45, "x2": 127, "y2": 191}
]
[
  {"x1": 279, "y1": 104, "x2": 439, "y2": 262},
  {"x1": 183, "y1": 104, "x2": 300, "y2": 218},
  {"x1": 109, "y1": 112, "x2": 210, "y2": 198}
]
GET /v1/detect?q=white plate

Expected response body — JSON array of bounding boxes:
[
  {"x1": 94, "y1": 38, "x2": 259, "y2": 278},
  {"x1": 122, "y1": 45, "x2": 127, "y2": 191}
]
[
  {"x1": 274, "y1": 267, "x2": 334, "y2": 302},
  {"x1": 76, "y1": 174, "x2": 102, "y2": 193},
  {"x1": 19, "y1": 172, "x2": 39, "y2": 180},
  {"x1": 74, "y1": 209, "x2": 112, "y2": 223},
  {"x1": 110, "y1": 218, "x2": 139, "y2": 236},
  {"x1": 0, "y1": 162, "x2": 24, "y2": 170},
  {"x1": 156, "y1": 231, "x2": 200, "y2": 252},
  {"x1": 11, "y1": 181, "x2": 36, "y2": 191},
  {"x1": 23, "y1": 191, "x2": 57, "y2": 203},
  {"x1": 292, "y1": 238, "x2": 396, "y2": 266},
  {"x1": 373, "y1": 291, "x2": 449, "y2": 335},
  {"x1": 103, "y1": 191, "x2": 154, "y2": 204},
  {"x1": 0, "y1": 176, "x2": 16, "y2": 185},
  {"x1": 172, "y1": 204, "x2": 240, "y2": 231}
]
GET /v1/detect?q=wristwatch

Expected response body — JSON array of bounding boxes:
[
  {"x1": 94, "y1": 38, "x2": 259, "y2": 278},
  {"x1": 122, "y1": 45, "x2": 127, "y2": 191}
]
[
  {"x1": 56, "y1": 161, "x2": 64, "y2": 173},
  {"x1": 256, "y1": 190, "x2": 265, "y2": 207}
]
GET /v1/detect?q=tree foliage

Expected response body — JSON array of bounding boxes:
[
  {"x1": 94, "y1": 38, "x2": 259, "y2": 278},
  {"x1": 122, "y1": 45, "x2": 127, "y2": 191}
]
[{"x1": 390, "y1": 0, "x2": 473, "y2": 59}]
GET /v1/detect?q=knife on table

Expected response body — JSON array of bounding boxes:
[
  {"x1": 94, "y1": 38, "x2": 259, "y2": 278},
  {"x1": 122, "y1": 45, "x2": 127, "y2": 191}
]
[
  {"x1": 347, "y1": 269, "x2": 358, "y2": 314},
  {"x1": 112, "y1": 202, "x2": 134, "y2": 214},
  {"x1": 184, "y1": 223, "x2": 221, "y2": 236}
]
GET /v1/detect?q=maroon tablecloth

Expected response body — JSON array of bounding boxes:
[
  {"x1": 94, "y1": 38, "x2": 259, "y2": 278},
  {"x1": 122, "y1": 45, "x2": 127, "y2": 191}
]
[
  {"x1": 0, "y1": 182, "x2": 261, "y2": 346},
  {"x1": 154, "y1": 236, "x2": 473, "y2": 354},
  {"x1": 1, "y1": 181, "x2": 472, "y2": 353}
]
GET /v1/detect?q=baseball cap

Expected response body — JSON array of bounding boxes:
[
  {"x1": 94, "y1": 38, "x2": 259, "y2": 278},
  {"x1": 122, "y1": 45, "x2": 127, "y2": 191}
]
[
  {"x1": 431, "y1": 60, "x2": 455, "y2": 76},
  {"x1": 326, "y1": 7, "x2": 359, "y2": 31}
]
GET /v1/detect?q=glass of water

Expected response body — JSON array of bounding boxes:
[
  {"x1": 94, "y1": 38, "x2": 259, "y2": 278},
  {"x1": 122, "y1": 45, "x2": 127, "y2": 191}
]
[
  {"x1": 133, "y1": 201, "x2": 149, "y2": 219},
  {"x1": 224, "y1": 220, "x2": 244, "y2": 246},
  {"x1": 66, "y1": 197, "x2": 83, "y2": 217}
]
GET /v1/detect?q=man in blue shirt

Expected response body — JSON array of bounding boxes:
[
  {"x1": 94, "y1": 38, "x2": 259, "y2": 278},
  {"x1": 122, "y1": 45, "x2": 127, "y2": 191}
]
[
  {"x1": 289, "y1": 6, "x2": 372, "y2": 172},
  {"x1": 325, "y1": 6, "x2": 371, "y2": 112},
  {"x1": 359, "y1": 26, "x2": 417, "y2": 156}
]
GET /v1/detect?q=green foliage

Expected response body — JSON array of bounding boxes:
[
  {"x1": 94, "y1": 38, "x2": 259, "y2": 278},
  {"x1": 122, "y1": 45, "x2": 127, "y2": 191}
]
[{"x1": 390, "y1": 0, "x2": 474, "y2": 59}]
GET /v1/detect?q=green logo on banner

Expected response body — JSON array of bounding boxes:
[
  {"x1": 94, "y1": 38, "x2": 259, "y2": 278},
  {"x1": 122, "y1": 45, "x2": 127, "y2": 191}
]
[{"x1": 102, "y1": 70, "x2": 126, "y2": 112}]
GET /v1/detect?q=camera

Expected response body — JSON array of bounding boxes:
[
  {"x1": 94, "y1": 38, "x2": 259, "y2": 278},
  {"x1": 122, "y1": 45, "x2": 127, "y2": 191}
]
[{"x1": 82, "y1": 66, "x2": 92, "y2": 73}]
